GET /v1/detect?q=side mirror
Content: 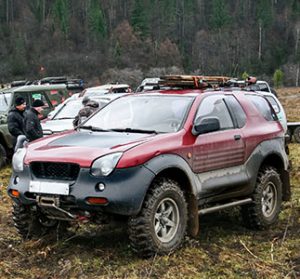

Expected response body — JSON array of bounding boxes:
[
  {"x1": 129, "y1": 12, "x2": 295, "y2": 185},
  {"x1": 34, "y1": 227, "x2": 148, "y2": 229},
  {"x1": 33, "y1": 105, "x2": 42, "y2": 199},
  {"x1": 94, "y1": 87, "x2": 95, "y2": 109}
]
[{"x1": 192, "y1": 117, "x2": 220, "y2": 135}]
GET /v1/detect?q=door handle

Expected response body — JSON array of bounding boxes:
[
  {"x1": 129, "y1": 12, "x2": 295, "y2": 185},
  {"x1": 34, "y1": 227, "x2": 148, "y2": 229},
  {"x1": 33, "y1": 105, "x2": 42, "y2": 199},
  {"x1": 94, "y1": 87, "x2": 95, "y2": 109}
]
[{"x1": 234, "y1": 135, "x2": 241, "y2": 140}]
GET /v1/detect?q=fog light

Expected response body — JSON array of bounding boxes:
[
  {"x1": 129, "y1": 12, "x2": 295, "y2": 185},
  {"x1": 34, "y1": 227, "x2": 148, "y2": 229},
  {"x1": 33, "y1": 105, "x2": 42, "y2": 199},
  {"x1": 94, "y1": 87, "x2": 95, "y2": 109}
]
[
  {"x1": 96, "y1": 183, "x2": 105, "y2": 191},
  {"x1": 14, "y1": 176, "x2": 20, "y2": 185}
]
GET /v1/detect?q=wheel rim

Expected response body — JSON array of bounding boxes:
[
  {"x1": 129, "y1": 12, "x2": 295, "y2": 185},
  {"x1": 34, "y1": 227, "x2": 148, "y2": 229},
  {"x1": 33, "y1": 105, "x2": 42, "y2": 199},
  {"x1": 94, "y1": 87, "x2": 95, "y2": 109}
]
[
  {"x1": 154, "y1": 197, "x2": 180, "y2": 243},
  {"x1": 261, "y1": 182, "x2": 277, "y2": 218}
]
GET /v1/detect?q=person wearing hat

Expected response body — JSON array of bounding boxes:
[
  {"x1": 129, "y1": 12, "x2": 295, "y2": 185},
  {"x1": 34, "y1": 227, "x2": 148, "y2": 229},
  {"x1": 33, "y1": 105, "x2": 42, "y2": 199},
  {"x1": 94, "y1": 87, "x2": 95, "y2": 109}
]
[
  {"x1": 73, "y1": 97, "x2": 99, "y2": 127},
  {"x1": 7, "y1": 96, "x2": 27, "y2": 147},
  {"x1": 24, "y1": 99, "x2": 44, "y2": 142}
]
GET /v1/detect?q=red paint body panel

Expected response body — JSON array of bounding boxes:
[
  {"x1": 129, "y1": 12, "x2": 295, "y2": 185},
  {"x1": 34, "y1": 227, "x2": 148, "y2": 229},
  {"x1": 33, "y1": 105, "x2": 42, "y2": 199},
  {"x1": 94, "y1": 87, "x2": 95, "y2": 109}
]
[{"x1": 23, "y1": 90, "x2": 284, "y2": 173}]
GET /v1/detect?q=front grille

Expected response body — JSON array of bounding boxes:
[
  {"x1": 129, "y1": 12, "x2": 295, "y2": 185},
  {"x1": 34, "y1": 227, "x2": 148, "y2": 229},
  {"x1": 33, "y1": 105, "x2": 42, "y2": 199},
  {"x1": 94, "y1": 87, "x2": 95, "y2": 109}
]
[{"x1": 31, "y1": 162, "x2": 80, "y2": 181}]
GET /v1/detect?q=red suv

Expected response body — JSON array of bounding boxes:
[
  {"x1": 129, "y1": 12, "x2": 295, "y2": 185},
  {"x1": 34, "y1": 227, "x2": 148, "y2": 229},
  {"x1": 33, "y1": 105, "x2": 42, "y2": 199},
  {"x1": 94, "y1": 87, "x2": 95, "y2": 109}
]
[{"x1": 8, "y1": 76, "x2": 290, "y2": 257}]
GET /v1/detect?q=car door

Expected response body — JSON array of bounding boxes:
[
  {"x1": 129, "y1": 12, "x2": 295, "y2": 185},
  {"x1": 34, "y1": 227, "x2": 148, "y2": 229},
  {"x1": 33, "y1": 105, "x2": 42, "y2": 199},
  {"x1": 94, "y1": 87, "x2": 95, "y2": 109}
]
[{"x1": 192, "y1": 94, "x2": 248, "y2": 198}]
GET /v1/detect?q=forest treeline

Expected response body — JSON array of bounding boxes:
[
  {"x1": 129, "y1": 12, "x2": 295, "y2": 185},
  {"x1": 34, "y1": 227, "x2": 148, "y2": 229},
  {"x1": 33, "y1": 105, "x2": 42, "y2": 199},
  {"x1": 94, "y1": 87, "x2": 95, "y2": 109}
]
[{"x1": 0, "y1": 0, "x2": 300, "y2": 87}]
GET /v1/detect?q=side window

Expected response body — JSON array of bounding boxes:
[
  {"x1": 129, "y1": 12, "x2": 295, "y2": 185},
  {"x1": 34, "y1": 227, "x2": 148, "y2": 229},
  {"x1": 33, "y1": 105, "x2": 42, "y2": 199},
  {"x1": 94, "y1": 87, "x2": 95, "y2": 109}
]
[
  {"x1": 195, "y1": 95, "x2": 234, "y2": 130},
  {"x1": 46, "y1": 89, "x2": 68, "y2": 107},
  {"x1": 31, "y1": 92, "x2": 50, "y2": 108},
  {"x1": 246, "y1": 95, "x2": 276, "y2": 121},
  {"x1": 225, "y1": 95, "x2": 247, "y2": 128},
  {"x1": 265, "y1": 96, "x2": 280, "y2": 114},
  {"x1": 258, "y1": 83, "x2": 270, "y2": 92}
]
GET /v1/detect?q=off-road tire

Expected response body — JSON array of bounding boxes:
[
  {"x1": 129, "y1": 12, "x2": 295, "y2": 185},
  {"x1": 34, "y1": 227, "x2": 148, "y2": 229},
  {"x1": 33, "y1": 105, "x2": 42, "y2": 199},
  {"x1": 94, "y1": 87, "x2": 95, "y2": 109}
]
[
  {"x1": 12, "y1": 203, "x2": 67, "y2": 240},
  {"x1": 241, "y1": 167, "x2": 282, "y2": 230},
  {"x1": 293, "y1": 126, "x2": 300, "y2": 143},
  {"x1": 0, "y1": 143, "x2": 7, "y2": 169},
  {"x1": 128, "y1": 178, "x2": 187, "y2": 257}
]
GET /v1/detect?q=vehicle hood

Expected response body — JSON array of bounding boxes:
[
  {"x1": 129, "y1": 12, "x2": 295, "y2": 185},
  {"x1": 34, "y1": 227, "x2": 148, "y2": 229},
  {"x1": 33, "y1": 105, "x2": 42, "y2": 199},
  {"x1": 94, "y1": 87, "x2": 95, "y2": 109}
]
[
  {"x1": 24, "y1": 130, "x2": 156, "y2": 167},
  {"x1": 42, "y1": 119, "x2": 74, "y2": 134}
]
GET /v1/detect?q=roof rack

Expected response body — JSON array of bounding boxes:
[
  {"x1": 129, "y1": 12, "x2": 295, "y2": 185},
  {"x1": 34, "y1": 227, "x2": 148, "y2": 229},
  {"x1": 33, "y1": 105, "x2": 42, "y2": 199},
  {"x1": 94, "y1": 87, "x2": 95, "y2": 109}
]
[{"x1": 159, "y1": 75, "x2": 232, "y2": 89}]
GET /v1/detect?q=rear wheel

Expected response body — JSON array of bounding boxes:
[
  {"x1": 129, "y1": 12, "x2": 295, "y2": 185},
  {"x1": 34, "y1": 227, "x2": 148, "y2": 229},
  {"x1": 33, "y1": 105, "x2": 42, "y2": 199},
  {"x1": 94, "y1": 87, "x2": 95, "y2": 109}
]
[
  {"x1": 242, "y1": 167, "x2": 282, "y2": 229},
  {"x1": 128, "y1": 178, "x2": 187, "y2": 257},
  {"x1": 12, "y1": 203, "x2": 67, "y2": 240},
  {"x1": 0, "y1": 143, "x2": 7, "y2": 168},
  {"x1": 293, "y1": 126, "x2": 300, "y2": 143}
]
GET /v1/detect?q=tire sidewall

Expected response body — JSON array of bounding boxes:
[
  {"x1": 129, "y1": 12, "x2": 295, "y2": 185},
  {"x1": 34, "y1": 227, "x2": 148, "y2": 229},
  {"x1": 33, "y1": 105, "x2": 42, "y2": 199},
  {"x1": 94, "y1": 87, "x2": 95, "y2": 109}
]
[
  {"x1": 293, "y1": 127, "x2": 300, "y2": 143},
  {"x1": 0, "y1": 143, "x2": 7, "y2": 168},
  {"x1": 255, "y1": 169, "x2": 282, "y2": 226},
  {"x1": 149, "y1": 187, "x2": 187, "y2": 251}
]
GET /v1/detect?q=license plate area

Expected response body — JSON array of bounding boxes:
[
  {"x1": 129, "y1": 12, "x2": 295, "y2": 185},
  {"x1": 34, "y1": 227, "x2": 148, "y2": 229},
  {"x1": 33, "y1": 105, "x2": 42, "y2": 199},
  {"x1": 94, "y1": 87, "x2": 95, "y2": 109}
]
[{"x1": 29, "y1": 181, "x2": 69, "y2": 195}]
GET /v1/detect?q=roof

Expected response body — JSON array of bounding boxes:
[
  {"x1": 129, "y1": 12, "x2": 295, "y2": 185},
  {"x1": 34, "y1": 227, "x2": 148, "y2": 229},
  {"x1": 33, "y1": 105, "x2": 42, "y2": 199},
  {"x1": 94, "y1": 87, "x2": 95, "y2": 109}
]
[{"x1": 1, "y1": 84, "x2": 67, "y2": 93}]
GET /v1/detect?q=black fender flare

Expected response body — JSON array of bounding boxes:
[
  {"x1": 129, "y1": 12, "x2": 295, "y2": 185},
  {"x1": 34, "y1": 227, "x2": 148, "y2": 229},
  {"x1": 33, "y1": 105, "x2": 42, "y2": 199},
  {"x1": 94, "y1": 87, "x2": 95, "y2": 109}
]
[{"x1": 143, "y1": 154, "x2": 200, "y2": 237}]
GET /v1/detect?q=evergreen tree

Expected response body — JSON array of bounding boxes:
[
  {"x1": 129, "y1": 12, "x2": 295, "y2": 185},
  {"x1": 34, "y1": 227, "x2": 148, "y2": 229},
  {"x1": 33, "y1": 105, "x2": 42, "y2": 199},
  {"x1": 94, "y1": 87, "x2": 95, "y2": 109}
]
[
  {"x1": 53, "y1": 0, "x2": 70, "y2": 36},
  {"x1": 210, "y1": 0, "x2": 231, "y2": 30},
  {"x1": 131, "y1": 0, "x2": 148, "y2": 37},
  {"x1": 256, "y1": 0, "x2": 273, "y2": 27},
  {"x1": 273, "y1": 69, "x2": 284, "y2": 87},
  {"x1": 88, "y1": 0, "x2": 107, "y2": 39}
]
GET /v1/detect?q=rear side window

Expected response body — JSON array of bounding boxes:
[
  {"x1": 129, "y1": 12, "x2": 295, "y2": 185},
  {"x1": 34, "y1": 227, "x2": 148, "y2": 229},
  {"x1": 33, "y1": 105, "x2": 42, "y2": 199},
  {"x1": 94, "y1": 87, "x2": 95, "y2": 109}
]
[
  {"x1": 225, "y1": 95, "x2": 247, "y2": 128},
  {"x1": 246, "y1": 95, "x2": 277, "y2": 121},
  {"x1": 195, "y1": 95, "x2": 234, "y2": 130},
  {"x1": 258, "y1": 83, "x2": 270, "y2": 92},
  {"x1": 265, "y1": 96, "x2": 280, "y2": 113}
]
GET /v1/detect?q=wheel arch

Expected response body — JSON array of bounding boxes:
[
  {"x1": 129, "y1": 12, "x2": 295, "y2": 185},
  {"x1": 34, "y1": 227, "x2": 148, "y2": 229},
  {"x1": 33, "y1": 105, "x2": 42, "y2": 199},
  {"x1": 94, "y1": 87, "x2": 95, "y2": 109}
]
[
  {"x1": 144, "y1": 155, "x2": 200, "y2": 237},
  {"x1": 259, "y1": 153, "x2": 290, "y2": 201}
]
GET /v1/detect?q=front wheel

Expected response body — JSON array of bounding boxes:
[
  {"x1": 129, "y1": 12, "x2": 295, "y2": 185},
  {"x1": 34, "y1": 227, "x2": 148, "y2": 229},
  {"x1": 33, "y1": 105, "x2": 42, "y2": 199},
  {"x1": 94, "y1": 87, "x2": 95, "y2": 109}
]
[
  {"x1": 242, "y1": 167, "x2": 282, "y2": 230},
  {"x1": 12, "y1": 203, "x2": 67, "y2": 240},
  {"x1": 128, "y1": 178, "x2": 187, "y2": 257},
  {"x1": 0, "y1": 143, "x2": 7, "y2": 168}
]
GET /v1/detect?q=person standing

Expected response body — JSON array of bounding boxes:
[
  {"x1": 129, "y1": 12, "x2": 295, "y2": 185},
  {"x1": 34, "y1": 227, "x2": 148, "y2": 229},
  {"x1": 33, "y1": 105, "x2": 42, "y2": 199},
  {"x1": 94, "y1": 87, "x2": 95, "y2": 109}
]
[
  {"x1": 73, "y1": 97, "x2": 99, "y2": 127},
  {"x1": 24, "y1": 99, "x2": 44, "y2": 142},
  {"x1": 7, "y1": 97, "x2": 26, "y2": 147}
]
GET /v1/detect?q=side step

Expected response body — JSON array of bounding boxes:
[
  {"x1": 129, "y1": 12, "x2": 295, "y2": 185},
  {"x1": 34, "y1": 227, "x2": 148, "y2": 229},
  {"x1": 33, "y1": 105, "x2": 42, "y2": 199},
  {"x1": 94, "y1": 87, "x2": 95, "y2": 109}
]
[{"x1": 198, "y1": 198, "x2": 252, "y2": 215}]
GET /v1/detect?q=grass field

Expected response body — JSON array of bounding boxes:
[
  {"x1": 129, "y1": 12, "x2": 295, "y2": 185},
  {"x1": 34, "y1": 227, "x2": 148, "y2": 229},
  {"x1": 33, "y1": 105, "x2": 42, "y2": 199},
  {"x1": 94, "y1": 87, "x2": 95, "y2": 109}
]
[{"x1": 0, "y1": 88, "x2": 299, "y2": 279}]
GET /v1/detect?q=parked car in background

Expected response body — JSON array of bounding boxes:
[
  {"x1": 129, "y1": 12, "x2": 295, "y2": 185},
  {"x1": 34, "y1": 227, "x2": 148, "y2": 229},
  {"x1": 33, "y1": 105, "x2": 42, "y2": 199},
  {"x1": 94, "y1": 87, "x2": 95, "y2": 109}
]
[
  {"x1": 79, "y1": 84, "x2": 131, "y2": 97},
  {"x1": 42, "y1": 94, "x2": 128, "y2": 135},
  {"x1": 135, "y1": 78, "x2": 161, "y2": 92},
  {"x1": 0, "y1": 84, "x2": 75, "y2": 168}
]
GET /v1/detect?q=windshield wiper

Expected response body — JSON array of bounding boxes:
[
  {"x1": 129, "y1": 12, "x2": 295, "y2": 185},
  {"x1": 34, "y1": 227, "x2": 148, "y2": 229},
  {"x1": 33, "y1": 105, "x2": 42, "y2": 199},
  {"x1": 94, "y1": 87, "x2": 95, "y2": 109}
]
[
  {"x1": 80, "y1": 125, "x2": 110, "y2": 132},
  {"x1": 54, "y1": 117, "x2": 74, "y2": 120},
  {"x1": 111, "y1": 128, "x2": 157, "y2": 134}
]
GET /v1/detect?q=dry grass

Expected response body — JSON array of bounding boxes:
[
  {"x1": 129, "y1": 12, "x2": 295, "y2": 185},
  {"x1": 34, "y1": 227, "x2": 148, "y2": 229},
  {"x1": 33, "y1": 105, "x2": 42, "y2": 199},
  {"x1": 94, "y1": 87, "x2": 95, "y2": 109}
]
[{"x1": 0, "y1": 87, "x2": 299, "y2": 279}]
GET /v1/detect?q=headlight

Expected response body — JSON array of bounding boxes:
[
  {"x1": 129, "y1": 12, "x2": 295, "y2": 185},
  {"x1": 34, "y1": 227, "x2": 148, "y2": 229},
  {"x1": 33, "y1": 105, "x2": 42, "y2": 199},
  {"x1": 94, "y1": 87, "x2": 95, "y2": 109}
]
[
  {"x1": 12, "y1": 148, "x2": 26, "y2": 172},
  {"x1": 91, "y1": 152, "x2": 123, "y2": 177}
]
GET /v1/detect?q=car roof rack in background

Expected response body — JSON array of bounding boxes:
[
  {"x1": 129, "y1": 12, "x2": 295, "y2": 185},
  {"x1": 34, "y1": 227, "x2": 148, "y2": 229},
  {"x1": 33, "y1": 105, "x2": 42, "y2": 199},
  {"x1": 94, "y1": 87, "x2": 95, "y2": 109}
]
[
  {"x1": 10, "y1": 80, "x2": 32, "y2": 87},
  {"x1": 39, "y1": 76, "x2": 67, "y2": 84},
  {"x1": 159, "y1": 75, "x2": 232, "y2": 89}
]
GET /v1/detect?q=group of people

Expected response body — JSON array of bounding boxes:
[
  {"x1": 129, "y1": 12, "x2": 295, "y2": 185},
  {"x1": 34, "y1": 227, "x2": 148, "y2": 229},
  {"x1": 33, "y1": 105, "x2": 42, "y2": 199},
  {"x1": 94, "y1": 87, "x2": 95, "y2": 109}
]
[
  {"x1": 7, "y1": 96, "x2": 44, "y2": 148},
  {"x1": 8, "y1": 95, "x2": 100, "y2": 150}
]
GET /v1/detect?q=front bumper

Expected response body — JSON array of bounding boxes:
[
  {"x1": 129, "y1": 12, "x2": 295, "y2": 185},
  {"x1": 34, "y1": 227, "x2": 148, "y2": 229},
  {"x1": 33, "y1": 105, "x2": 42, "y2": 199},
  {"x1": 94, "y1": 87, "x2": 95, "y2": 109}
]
[{"x1": 8, "y1": 164, "x2": 156, "y2": 216}]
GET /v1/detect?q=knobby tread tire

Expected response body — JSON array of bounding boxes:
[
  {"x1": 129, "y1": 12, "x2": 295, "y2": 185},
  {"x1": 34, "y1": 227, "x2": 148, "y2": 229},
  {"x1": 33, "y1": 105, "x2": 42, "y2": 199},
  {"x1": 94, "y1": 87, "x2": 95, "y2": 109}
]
[
  {"x1": 12, "y1": 203, "x2": 67, "y2": 240},
  {"x1": 128, "y1": 178, "x2": 187, "y2": 257},
  {"x1": 242, "y1": 166, "x2": 282, "y2": 230},
  {"x1": 0, "y1": 143, "x2": 7, "y2": 169},
  {"x1": 293, "y1": 126, "x2": 300, "y2": 143}
]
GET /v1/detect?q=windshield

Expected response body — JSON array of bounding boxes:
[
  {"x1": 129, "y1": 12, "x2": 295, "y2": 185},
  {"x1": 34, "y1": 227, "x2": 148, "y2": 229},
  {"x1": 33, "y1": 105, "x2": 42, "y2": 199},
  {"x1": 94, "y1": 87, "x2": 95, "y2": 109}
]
[
  {"x1": 0, "y1": 92, "x2": 12, "y2": 112},
  {"x1": 83, "y1": 95, "x2": 193, "y2": 133},
  {"x1": 53, "y1": 100, "x2": 83, "y2": 119}
]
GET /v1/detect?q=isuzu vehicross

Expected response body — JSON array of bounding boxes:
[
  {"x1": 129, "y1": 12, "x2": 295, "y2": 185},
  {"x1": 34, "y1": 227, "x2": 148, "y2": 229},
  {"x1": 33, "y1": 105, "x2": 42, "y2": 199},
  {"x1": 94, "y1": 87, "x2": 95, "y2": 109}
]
[{"x1": 8, "y1": 75, "x2": 290, "y2": 257}]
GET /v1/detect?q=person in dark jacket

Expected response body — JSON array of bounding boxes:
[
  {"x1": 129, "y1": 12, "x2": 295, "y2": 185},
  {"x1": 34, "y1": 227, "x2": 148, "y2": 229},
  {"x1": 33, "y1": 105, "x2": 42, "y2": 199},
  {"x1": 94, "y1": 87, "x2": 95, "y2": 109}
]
[
  {"x1": 73, "y1": 97, "x2": 99, "y2": 127},
  {"x1": 7, "y1": 96, "x2": 27, "y2": 147},
  {"x1": 24, "y1": 99, "x2": 44, "y2": 142}
]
